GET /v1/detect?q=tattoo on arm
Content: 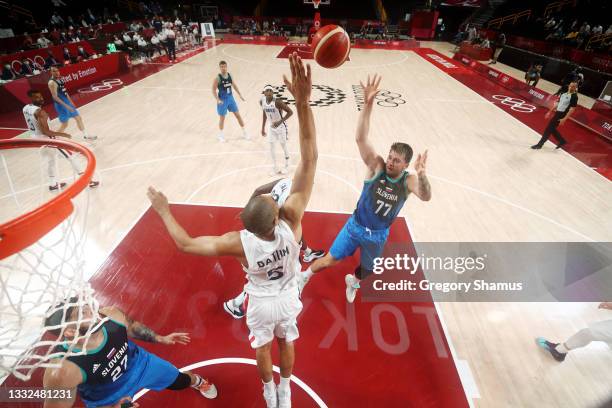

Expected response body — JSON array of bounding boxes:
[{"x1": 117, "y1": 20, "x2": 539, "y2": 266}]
[
  {"x1": 418, "y1": 173, "x2": 431, "y2": 199},
  {"x1": 126, "y1": 316, "x2": 158, "y2": 342}
]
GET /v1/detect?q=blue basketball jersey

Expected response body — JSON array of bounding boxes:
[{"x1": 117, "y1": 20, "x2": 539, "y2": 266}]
[
  {"x1": 56, "y1": 319, "x2": 143, "y2": 403},
  {"x1": 52, "y1": 78, "x2": 69, "y2": 100},
  {"x1": 217, "y1": 73, "x2": 233, "y2": 98},
  {"x1": 353, "y1": 170, "x2": 409, "y2": 230}
]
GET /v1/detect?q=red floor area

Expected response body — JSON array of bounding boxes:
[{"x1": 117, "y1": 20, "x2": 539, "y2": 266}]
[
  {"x1": 1, "y1": 205, "x2": 469, "y2": 407},
  {"x1": 414, "y1": 48, "x2": 612, "y2": 181},
  {"x1": 0, "y1": 44, "x2": 214, "y2": 139}
]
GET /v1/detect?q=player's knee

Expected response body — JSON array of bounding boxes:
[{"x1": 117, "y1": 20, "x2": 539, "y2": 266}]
[{"x1": 166, "y1": 372, "x2": 191, "y2": 390}]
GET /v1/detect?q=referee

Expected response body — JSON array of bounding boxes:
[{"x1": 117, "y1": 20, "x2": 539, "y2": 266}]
[{"x1": 531, "y1": 81, "x2": 578, "y2": 150}]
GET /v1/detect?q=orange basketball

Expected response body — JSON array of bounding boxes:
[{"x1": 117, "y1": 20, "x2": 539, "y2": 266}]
[{"x1": 311, "y1": 24, "x2": 351, "y2": 69}]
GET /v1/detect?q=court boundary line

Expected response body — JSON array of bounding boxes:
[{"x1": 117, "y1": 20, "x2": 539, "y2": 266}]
[
  {"x1": 0, "y1": 151, "x2": 599, "y2": 241},
  {"x1": 413, "y1": 48, "x2": 611, "y2": 184},
  {"x1": 132, "y1": 357, "x2": 328, "y2": 407}
]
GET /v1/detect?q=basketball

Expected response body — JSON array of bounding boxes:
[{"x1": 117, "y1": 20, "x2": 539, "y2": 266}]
[{"x1": 311, "y1": 24, "x2": 351, "y2": 69}]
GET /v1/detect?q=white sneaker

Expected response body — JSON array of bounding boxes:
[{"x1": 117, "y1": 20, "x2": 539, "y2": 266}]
[
  {"x1": 223, "y1": 299, "x2": 245, "y2": 319},
  {"x1": 280, "y1": 166, "x2": 288, "y2": 174},
  {"x1": 217, "y1": 134, "x2": 226, "y2": 143},
  {"x1": 278, "y1": 386, "x2": 291, "y2": 408},
  {"x1": 83, "y1": 134, "x2": 97, "y2": 140},
  {"x1": 242, "y1": 131, "x2": 251, "y2": 140},
  {"x1": 196, "y1": 378, "x2": 218, "y2": 399},
  {"x1": 263, "y1": 383, "x2": 277, "y2": 408},
  {"x1": 345, "y1": 274, "x2": 360, "y2": 303},
  {"x1": 269, "y1": 168, "x2": 280, "y2": 176},
  {"x1": 302, "y1": 249, "x2": 325, "y2": 263}
]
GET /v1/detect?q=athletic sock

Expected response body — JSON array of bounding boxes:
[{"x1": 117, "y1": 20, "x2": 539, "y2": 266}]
[
  {"x1": 555, "y1": 343, "x2": 569, "y2": 354},
  {"x1": 263, "y1": 379, "x2": 275, "y2": 393},
  {"x1": 304, "y1": 247, "x2": 312, "y2": 256},
  {"x1": 191, "y1": 374, "x2": 203, "y2": 389},
  {"x1": 279, "y1": 376, "x2": 290, "y2": 391}
]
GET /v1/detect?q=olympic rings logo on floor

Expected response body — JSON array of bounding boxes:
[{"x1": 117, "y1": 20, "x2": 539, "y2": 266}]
[
  {"x1": 78, "y1": 79, "x2": 124, "y2": 94},
  {"x1": 375, "y1": 91, "x2": 406, "y2": 108},
  {"x1": 491, "y1": 95, "x2": 537, "y2": 113}
]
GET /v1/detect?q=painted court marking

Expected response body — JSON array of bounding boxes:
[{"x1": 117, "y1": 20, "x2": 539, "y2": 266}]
[{"x1": 132, "y1": 357, "x2": 328, "y2": 407}]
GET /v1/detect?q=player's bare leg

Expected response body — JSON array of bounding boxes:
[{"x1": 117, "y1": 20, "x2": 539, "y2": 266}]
[
  {"x1": 299, "y1": 253, "x2": 340, "y2": 292},
  {"x1": 233, "y1": 111, "x2": 250, "y2": 140},
  {"x1": 74, "y1": 115, "x2": 96, "y2": 140},
  {"x1": 277, "y1": 337, "x2": 294, "y2": 408},
  {"x1": 256, "y1": 341, "x2": 277, "y2": 408},
  {"x1": 218, "y1": 115, "x2": 226, "y2": 142}
]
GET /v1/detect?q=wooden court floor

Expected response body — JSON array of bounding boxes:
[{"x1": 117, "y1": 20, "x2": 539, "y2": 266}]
[{"x1": 1, "y1": 43, "x2": 611, "y2": 407}]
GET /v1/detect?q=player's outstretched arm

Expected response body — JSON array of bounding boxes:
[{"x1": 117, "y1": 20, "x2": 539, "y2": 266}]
[
  {"x1": 406, "y1": 150, "x2": 432, "y2": 201},
  {"x1": 356, "y1": 74, "x2": 384, "y2": 176},
  {"x1": 101, "y1": 305, "x2": 191, "y2": 345},
  {"x1": 280, "y1": 53, "x2": 317, "y2": 230},
  {"x1": 147, "y1": 187, "x2": 244, "y2": 257}
]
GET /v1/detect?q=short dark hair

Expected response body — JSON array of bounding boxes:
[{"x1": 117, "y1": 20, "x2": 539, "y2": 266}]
[
  {"x1": 390, "y1": 142, "x2": 413, "y2": 163},
  {"x1": 27, "y1": 89, "x2": 41, "y2": 97},
  {"x1": 44, "y1": 296, "x2": 80, "y2": 337},
  {"x1": 219, "y1": 60, "x2": 227, "y2": 66},
  {"x1": 241, "y1": 196, "x2": 276, "y2": 236}
]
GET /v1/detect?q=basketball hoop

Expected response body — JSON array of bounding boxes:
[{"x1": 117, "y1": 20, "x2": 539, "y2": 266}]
[
  {"x1": 0, "y1": 138, "x2": 102, "y2": 381},
  {"x1": 312, "y1": 0, "x2": 321, "y2": 9}
]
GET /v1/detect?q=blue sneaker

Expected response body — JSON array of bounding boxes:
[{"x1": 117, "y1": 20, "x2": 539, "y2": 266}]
[{"x1": 536, "y1": 337, "x2": 566, "y2": 362}]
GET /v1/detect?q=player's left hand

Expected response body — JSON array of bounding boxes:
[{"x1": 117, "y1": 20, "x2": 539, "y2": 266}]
[
  {"x1": 272, "y1": 120, "x2": 282, "y2": 128},
  {"x1": 157, "y1": 332, "x2": 191, "y2": 345},
  {"x1": 239, "y1": 95, "x2": 245, "y2": 101},
  {"x1": 147, "y1": 186, "x2": 170, "y2": 215},
  {"x1": 414, "y1": 150, "x2": 428, "y2": 175}
]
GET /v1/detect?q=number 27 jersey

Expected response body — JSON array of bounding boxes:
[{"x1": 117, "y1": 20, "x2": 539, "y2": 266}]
[{"x1": 240, "y1": 220, "x2": 301, "y2": 298}]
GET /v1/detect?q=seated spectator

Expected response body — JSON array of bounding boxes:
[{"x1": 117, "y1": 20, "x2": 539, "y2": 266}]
[
  {"x1": 44, "y1": 51, "x2": 59, "y2": 69},
  {"x1": 525, "y1": 63, "x2": 543, "y2": 87},
  {"x1": 592, "y1": 25, "x2": 603, "y2": 36},
  {"x1": 130, "y1": 21, "x2": 141, "y2": 32},
  {"x1": 37, "y1": 34, "x2": 53, "y2": 48},
  {"x1": 480, "y1": 37, "x2": 491, "y2": 48},
  {"x1": 19, "y1": 59, "x2": 37, "y2": 76},
  {"x1": 150, "y1": 33, "x2": 163, "y2": 55},
  {"x1": 51, "y1": 12, "x2": 64, "y2": 28},
  {"x1": 1, "y1": 64, "x2": 17, "y2": 81},
  {"x1": 76, "y1": 45, "x2": 91, "y2": 61},
  {"x1": 63, "y1": 47, "x2": 76, "y2": 64},
  {"x1": 606, "y1": 25, "x2": 612, "y2": 35},
  {"x1": 22, "y1": 35, "x2": 36, "y2": 50}
]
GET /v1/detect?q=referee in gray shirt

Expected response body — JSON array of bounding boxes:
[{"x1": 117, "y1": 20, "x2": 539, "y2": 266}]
[{"x1": 531, "y1": 81, "x2": 578, "y2": 150}]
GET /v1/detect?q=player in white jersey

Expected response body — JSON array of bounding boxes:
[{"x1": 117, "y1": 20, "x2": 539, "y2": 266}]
[
  {"x1": 22, "y1": 89, "x2": 99, "y2": 191},
  {"x1": 223, "y1": 178, "x2": 326, "y2": 320},
  {"x1": 148, "y1": 53, "x2": 317, "y2": 408},
  {"x1": 261, "y1": 85, "x2": 293, "y2": 175}
]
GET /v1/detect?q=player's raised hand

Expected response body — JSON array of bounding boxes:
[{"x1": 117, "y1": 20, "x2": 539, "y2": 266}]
[
  {"x1": 283, "y1": 52, "x2": 311, "y2": 104},
  {"x1": 414, "y1": 150, "x2": 428, "y2": 175},
  {"x1": 360, "y1": 74, "x2": 382, "y2": 106},
  {"x1": 158, "y1": 332, "x2": 191, "y2": 345},
  {"x1": 147, "y1": 186, "x2": 170, "y2": 215}
]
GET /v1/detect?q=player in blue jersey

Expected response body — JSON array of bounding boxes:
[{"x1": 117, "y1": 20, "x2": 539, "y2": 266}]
[
  {"x1": 212, "y1": 60, "x2": 249, "y2": 142},
  {"x1": 299, "y1": 74, "x2": 432, "y2": 303},
  {"x1": 48, "y1": 66, "x2": 97, "y2": 141},
  {"x1": 42, "y1": 298, "x2": 217, "y2": 407}
]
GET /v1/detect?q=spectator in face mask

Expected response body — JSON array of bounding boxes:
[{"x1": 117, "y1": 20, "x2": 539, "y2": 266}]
[
  {"x1": 20, "y1": 59, "x2": 36, "y2": 76},
  {"x1": 63, "y1": 47, "x2": 76, "y2": 64},
  {"x1": 44, "y1": 51, "x2": 59, "y2": 69},
  {"x1": 77, "y1": 45, "x2": 91, "y2": 61}
]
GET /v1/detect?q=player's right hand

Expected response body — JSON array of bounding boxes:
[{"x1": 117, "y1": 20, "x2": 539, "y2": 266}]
[
  {"x1": 261, "y1": 129, "x2": 266, "y2": 137},
  {"x1": 360, "y1": 74, "x2": 382, "y2": 106},
  {"x1": 283, "y1": 53, "x2": 311, "y2": 103},
  {"x1": 147, "y1": 186, "x2": 170, "y2": 215},
  {"x1": 66, "y1": 105, "x2": 75, "y2": 112}
]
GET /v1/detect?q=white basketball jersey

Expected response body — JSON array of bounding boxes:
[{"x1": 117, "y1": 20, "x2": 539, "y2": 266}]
[
  {"x1": 22, "y1": 104, "x2": 46, "y2": 138},
  {"x1": 240, "y1": 220, "x2": 301, "y2": 298},
  {"x1": 260, "y1": 96, "x2": 283, "y2": 123},
  {"x1": 271, "y1": 178, "x2": 292, "y2": 207}
]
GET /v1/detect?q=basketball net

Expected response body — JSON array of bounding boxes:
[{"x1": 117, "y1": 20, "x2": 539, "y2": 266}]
[
  {"x1": 0, "y1": 140, "x2": 102, "y2": 381},
  {"x1": 312, "y1": 0, "x2": 321, "y2": 9}
]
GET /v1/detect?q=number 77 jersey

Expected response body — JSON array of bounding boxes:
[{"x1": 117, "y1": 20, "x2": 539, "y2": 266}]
[
  {"x1": 240, "y1": 220, "x2": 302, "y2": 298},
  {"x1": 354, "y1": 170, "x2": 409, "y2": 231}
]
